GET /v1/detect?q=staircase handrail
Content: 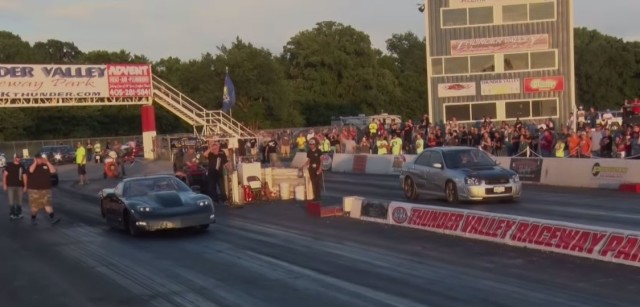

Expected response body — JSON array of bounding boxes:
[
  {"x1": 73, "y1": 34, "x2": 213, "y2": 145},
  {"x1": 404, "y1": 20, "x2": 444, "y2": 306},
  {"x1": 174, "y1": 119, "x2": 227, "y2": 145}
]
[
  {"x1": 152, "y1": 76, "x2": 208, "y2": 118},
  {"x1": 204, "y1": 110, "x2": 256, "y2": 137}
]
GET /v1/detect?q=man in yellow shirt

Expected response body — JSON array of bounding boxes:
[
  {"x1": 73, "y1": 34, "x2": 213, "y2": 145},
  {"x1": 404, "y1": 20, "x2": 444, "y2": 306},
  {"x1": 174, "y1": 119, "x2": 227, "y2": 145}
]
[
  {"x1": 296, "y1": 133, "x2": 307, "y2": 152},
  {"x1": 415, "y1": 134, "x2": 425, "y2": 154},
  {"x1": 369, "y1": 119, "x2": 378, "y2": 138},
  {"x1": 391, "y1": 134, "x2": 403, "y2": 155},
  {"x1": 377, "y1": 136, "x2": 389, "y2": 155},
  {"x1": 75, "y1": 142, "x2": 87, "y2": 185}
]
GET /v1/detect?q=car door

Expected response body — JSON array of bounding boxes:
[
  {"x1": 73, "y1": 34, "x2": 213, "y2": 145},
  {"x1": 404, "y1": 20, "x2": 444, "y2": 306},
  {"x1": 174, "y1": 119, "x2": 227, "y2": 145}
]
[
  {"x1": 409, "y1": 151, "x2": 432, "y2": 194},
  {"x1": 425, "y1": 151, "x2": 447, "y2": 193}
]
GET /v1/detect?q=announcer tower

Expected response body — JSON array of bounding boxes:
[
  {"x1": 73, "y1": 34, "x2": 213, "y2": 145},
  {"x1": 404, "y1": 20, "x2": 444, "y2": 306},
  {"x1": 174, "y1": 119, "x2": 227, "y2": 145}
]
[{"x1": 423, "y1": 0, "x2": 575, "y2": 125}]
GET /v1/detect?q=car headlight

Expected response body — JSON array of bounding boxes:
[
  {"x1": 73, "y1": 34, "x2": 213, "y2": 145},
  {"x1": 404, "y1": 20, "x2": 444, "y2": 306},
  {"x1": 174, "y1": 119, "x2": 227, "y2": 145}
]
[
  {"x1": 54, "y1": 153, "x2": 62, "y2": 160},
  {"x1": 137, "y1": 206, "x2": 152, "y2": 212},
  {"x1": 511, "y1": 174, "x2": 520, "y2": 183},
  {"x1": 198, "y1": 200, "x2": 210, "y2": 207},
  {"x1": 464, "y1": 176, "x2": 481, "y2": 186}
]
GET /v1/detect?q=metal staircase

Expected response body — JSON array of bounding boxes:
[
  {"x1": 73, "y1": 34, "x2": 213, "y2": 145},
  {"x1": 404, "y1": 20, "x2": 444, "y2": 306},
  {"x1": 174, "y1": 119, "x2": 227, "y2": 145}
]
[{"x1": 152, "y1": 76, "x2": 256, "y2": 139}]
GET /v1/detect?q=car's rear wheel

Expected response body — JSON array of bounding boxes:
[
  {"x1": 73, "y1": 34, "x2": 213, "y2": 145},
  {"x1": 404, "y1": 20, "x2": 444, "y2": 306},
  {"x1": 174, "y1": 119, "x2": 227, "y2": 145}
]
[
  {"x1": 445, "y1": 181, "x2": 459, "y2": 204},
  {"x1": 403, "y1": 177, "x2": 418, "y2": 200}
]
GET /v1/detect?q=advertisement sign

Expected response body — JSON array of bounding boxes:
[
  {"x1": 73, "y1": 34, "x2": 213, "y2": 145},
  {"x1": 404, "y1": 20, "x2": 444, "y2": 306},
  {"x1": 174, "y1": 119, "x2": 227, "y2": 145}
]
[
  {"x1": 383, "y1": 201, "x2": 640, "y2": 267},
  {"x1": 360, "y1": 199, "x2": 390, "y2": 222},
  {"x1": 510, "y1": 158, "x2": 543, "y2": 183},
  {"x1": 524, "y1": 76, "x2": 565, "y2": 93},
  {"x1": 0, "y1": 64, "x2": 153, "y2": 99},
  {"x1": 481, "y1": 79, "x2": 520, "y2": 96},
  {"x1": 451, "y1": 34, "x2": 549, "y2": 56},
  {"x1": 437, "y1": 82, "x2": 476, "y2": 98},
  {"x1": 449, "y1": 0, "x2": 498, "y2": 8},
  {"x1": 591, "y1": 163, "x2": 628, "y2": 182}
]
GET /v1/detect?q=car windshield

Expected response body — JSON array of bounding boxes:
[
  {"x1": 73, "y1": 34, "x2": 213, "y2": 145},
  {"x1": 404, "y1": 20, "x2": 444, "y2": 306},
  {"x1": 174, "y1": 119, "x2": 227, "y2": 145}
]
[
  {"x1": 443, "y1": 149, "x2": 496, "y2": 169},
  {"x1": 123, "y1": 177, "x2": 190, "y2": 197}
]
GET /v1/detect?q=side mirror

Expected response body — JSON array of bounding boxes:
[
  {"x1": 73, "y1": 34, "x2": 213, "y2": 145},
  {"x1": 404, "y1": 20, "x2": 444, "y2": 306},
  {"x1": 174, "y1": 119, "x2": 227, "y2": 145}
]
[
  {"x1": 432, "y1": 163, "x2": 443, "y2": 169},
  {"x1": 191, "y1": 185, "x2": 201, "y2": 193}
]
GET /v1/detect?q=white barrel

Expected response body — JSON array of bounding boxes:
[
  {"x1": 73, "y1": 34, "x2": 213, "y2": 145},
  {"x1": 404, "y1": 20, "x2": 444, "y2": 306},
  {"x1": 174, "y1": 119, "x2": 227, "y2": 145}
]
[
  {"x1": 280, "y1": 183, "x2": 291, "y2": 200},
  {"x1": 294, "y1": 185, "x2": 306, "y2": 201}
]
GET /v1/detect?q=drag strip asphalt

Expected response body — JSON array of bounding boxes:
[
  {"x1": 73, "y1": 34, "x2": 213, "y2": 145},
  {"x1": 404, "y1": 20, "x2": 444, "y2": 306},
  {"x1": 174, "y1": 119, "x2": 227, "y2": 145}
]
[
  {"x1": 322, "y1": 172, "x2": 640, "y2": 231},
  {"x1": 1, "y1": 161, "x2": 639, "y2": 306}
]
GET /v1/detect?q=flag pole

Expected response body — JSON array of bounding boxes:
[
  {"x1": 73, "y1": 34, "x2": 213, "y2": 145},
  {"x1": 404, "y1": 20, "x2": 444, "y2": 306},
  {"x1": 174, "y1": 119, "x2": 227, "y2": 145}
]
[{"x1": 226, "y1": 66, "x2": 232, "y2": 118}]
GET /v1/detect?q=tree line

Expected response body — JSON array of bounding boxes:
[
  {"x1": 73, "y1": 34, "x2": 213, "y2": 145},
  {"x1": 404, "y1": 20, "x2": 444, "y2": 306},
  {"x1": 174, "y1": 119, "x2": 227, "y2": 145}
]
[{"x1": 0, "y1": 22, "x2": 638, "y2": 141}]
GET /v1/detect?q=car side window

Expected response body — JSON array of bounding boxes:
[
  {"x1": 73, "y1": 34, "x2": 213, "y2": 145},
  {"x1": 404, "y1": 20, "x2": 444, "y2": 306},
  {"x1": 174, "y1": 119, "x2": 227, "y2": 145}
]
[
  {"x1": 427, "y1": 152, "x2": 444, "y2": 168},
  {"x1": 414, "y1": 152, "x2": 431, "y2": 166}
]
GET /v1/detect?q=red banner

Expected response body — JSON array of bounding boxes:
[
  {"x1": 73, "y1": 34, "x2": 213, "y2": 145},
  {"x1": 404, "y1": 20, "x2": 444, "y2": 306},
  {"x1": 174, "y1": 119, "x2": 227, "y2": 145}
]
[
  {"x1": 107, "y1": 64, "x2": 153, "y2": 97},
  {"x1": 524, "y1": 76, "x2": 565, "y2": 93}
]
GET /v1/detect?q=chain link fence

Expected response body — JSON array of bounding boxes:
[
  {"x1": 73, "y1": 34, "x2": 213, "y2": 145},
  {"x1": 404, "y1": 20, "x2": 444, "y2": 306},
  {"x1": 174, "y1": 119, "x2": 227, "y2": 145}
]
[{"x1": 0, "y1": 135, "x2": 142, "y2": 158}]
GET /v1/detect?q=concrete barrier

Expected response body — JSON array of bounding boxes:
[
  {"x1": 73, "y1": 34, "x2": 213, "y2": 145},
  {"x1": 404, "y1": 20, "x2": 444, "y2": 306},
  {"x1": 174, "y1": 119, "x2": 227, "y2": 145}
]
[
  {"x1": 343, "y1": 196, "x2": 640, "y2": 268},
  {"x1": 330, "y1": 153, "x2": 640, "y2": 190}
]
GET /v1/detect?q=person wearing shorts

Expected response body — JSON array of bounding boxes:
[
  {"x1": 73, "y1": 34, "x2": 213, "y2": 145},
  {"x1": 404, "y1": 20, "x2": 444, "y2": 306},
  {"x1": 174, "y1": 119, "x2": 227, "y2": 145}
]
[
  {"x1": 3, "y1": 153, "x2": 28, "y2": 220},
  {"x1": 76, "y1": 142, "x2": 88, "y2": 185},
  {"x1": 27, "y1": 153, "x2": 60, "y2": 226}
]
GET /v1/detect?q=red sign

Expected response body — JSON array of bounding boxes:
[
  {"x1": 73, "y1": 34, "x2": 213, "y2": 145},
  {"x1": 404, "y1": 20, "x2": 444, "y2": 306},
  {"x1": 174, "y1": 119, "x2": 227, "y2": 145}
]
[
  {"x1": 451, "y1": 34, "x2": 549, "y2": 56},
  {"x1": 524, "y1": 76, "x2": 565, "y2": 93},
  {"x1": 384, "y1": 202, "x2": 640, "y2": 267},
  {"x1": 106, "y1": 64, "x2": 153, "y2": 97}
]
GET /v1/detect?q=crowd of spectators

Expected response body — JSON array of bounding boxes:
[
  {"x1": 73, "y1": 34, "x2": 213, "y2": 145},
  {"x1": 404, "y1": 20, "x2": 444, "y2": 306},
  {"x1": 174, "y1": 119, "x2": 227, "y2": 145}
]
[{"x1": 257, "y1": 99, "x2": 640, "y2": 160}]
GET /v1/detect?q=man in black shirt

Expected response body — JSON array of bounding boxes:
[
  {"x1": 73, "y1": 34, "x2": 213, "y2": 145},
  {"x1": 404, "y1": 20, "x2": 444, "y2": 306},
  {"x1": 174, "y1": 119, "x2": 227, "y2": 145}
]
[
  {"x1": 300, "y1": 138, "x2": 323, "y2": 201},
  {"x1": 3, "y1": 153, "x2": 28, "y2": 220},
  {"x1": 28, "y1": 154, "x2": 60, "y2": 225},
  {"x1": 204, "y1": 141, "x2": 231, "y2": 204}
]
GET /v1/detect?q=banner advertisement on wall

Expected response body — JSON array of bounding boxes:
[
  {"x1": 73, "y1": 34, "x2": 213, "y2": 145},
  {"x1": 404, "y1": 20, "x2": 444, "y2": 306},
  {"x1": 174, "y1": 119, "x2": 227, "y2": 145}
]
[
  {"x1": 510, "y1": 157, "x2": 543, "y2": 183},
  {"x1": 524, "y1": 76, "x2": 565, "y2": 93},
  {"x1": 437, "y1": 82, "x2": 476, "y2": 98},
  {"x1": 360, "y1": 199, "x2": 390, "y2": 222},
  {"x1": 0, "y1": 64, "x2": 153, "y2": 99},
  {"x1": 481, "y1": 79, "x2": 521, "y2": 96},
  {"x1": 451, "y1": 34, "x2": 549, "y2": 56}
]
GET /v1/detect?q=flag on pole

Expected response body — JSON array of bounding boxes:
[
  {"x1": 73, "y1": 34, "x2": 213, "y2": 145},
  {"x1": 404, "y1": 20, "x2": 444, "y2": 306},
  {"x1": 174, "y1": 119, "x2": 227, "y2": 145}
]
[{"x1": 222, "y1": 72, "x2": 236, "y2": 113}]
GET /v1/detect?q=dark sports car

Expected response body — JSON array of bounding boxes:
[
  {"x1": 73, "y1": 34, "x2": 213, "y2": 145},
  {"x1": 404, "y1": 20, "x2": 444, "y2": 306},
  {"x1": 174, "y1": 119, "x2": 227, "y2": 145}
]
[
  {"x1": 99, "y1": 175, "x2": 215, "y2": 236},
  {"x1": 21, "y1": 158, "x2": 59, "y2": 187}
]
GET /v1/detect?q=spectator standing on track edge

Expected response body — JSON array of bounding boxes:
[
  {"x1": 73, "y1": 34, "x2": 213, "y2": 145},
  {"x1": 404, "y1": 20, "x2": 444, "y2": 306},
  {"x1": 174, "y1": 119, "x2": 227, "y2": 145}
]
[
  {"x1": 76, "y1": 141, "x2": 88, "y2": 185},
  {"x1": 3, "y1": 153, "x2": 27, "y2": 220},
  {"x1": 204, "y1": 140, "x2": 231, "y2": 205},
  {"x1": 27, "y1": 154, "x2": 60, "y2": 226},
  {"x1": 300, "y1": 138, "x2": 323, "y2": 201}
]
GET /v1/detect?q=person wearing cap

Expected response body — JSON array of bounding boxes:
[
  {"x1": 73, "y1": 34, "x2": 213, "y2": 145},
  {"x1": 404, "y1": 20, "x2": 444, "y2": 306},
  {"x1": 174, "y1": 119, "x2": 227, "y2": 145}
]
[
  {"x1": 27, "y1": 153, "x2": 60, "y2": 225},
  {"x1": 203, "y1": 140, "x2": 231, "y2": 204},
  {"x1": 3, "y1": 153, "x2": 28, "y2": 220},
  {"x1": 300, "y1": 137, "x2": 323, "y2": 201}
]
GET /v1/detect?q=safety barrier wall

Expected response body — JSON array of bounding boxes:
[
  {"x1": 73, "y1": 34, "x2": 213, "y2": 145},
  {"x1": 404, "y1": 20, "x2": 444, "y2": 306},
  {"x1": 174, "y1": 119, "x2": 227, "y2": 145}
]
[
  {"x1": 292, "y1": 152, "x2": 640, "y2": 190},
  {"x1": 343, "y1": 197, "x2": 640, "y2": 268}
]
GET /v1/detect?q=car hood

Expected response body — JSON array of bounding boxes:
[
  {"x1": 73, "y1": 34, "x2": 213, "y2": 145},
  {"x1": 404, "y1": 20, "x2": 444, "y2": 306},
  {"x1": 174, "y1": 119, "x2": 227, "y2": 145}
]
[
  {"x1": 456, "y1": 166, "x2": 514, "y2": 179},
  {"x1": 131, "y1": 191, "x2": 191, "y2": 208}
]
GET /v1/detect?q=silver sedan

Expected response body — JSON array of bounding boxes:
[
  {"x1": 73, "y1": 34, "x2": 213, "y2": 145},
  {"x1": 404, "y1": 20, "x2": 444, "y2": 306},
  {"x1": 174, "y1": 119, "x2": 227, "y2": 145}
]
[{"x1": 400, "y1": 147, "x2": 521, "y2": 203}]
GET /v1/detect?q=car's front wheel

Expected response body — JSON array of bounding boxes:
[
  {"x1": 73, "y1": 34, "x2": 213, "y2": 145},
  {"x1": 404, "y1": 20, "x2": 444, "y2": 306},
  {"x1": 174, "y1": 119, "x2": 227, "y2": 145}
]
[
  {"x1": 403, "y1": 177, "x2": 418, "y2": 200},
  {"x1": 197, "y1": 224, "x2": 210, "y2": 232},
  {"x1": 445, "y1": 181, "x2": 459, "y2": 204},
  {"x1": 125, "y1": 211, "x2": 142, "y2": 237}
]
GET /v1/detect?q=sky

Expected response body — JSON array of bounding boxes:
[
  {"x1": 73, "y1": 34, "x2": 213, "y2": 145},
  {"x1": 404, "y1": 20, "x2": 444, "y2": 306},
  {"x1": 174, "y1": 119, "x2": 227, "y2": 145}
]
[{"x1": 0, "y1": 0, "x2": 639, "y2": 61}]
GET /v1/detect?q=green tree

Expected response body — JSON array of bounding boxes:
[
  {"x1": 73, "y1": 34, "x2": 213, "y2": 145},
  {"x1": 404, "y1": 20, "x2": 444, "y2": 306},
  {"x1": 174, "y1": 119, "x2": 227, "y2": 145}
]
[
  {"x1": 282, "y1": 21, "x2": 398, "y2": 125},
  {"x1": 32, "y1": 39, "x2": 83, "y2": 64}
]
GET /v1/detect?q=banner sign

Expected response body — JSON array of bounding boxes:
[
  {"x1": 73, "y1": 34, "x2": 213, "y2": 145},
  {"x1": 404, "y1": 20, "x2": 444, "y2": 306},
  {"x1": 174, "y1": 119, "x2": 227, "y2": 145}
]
[
  {"x1": 0, "y1": 64, "x2": 153, "y2": 99},
  {"x1": 437, "y1": 82, "x2": 476, "y2": 98},
  {"x1": 524, "y1": 76, "x2": 564, "y2": 93},
  {"x1": 385, "y1": 201, "x2": 640, "y2": 267},
  {"x1": 451, "y1": 34, "x2": 549, "y2": 56},
  {"x1": 449, "y1": 0, "x2": 499, "y2": 8},
  {"x1": 360, "y1": 199, "x2": 390, "y2": 222},
  {"x1": 510, "y1": 158, "x2": 543, "y2": 183},
  {"x1": 481, "y1": 79, "x2": 520, "y2": 96}
]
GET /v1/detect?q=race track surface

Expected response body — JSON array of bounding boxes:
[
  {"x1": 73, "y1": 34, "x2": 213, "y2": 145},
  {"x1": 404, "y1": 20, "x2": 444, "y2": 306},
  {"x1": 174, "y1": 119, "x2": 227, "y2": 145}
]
[
  {"x1": 0, "y1": 161, "x2": 639, "y2": 307},
  {"x1": 322, "y1": 172, "x2": 640, "y2": 231}
]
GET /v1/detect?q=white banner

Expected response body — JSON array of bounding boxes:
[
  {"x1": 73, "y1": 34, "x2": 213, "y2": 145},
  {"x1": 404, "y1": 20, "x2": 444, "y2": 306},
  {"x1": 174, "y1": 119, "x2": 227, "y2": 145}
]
[
  {"x1": 437, "y1": 82, "x2": 476, "y2": 98},
  {"x1": 449, "y1": 0, "x2": 499, "y2": 8},
  {"x1": 0, "y1": 64, "x2": 153, "y2": 99},
  {"x1": 481, "y1": 79, "x2": 521, "y2": 96}
]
